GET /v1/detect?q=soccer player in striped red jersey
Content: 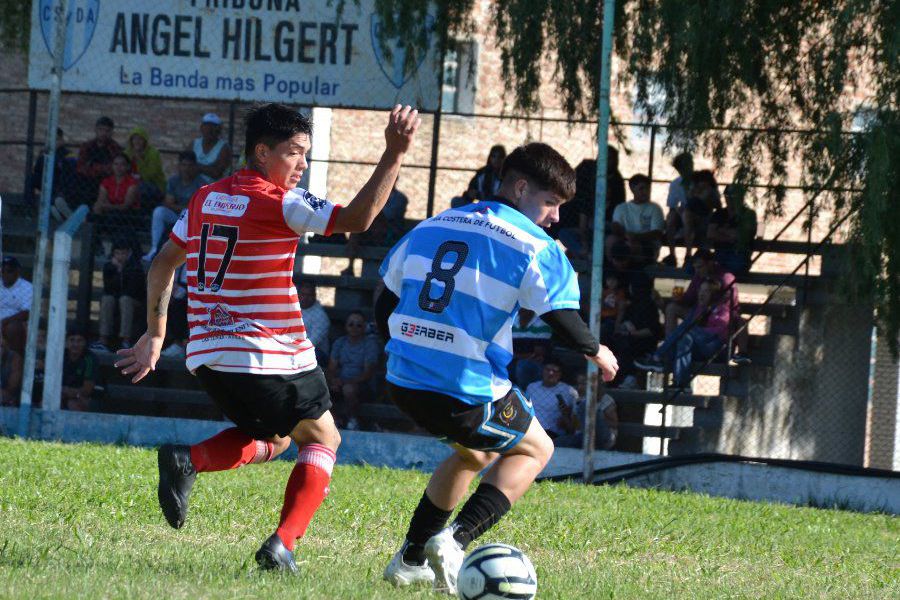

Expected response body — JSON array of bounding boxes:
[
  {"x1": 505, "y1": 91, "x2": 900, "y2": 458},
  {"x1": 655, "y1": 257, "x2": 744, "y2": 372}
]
[{"x1": 115, "y1": 103, "x2": 421, "y2": 571}]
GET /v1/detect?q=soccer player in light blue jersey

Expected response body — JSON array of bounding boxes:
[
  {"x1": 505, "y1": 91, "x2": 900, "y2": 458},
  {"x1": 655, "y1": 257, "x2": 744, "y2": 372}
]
[{"x1": 375, "y1": 143, "x2": 619, "y2": 594}]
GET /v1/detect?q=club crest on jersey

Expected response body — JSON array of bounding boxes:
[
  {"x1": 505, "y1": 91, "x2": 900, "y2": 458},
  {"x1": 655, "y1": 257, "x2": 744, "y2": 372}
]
[
  {"x1": 202, "y1": 192, "x2": 249, "y2": 217},
  {"x1": 208, "y1": 304, "x2": 235, "y2": 328}
]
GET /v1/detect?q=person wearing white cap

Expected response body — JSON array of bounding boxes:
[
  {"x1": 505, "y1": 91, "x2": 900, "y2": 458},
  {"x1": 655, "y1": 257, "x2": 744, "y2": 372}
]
[{"x1": 190, "y1": 112, "x2": 231, "y2": 180}]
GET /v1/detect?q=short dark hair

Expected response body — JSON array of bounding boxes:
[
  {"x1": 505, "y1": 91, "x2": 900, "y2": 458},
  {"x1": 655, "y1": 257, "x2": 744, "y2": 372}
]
[
  {"x1": 346, "y1": 310, "x2": 366, "y2": 323},
  {"x1": 299, "y1": 280, "x2": 317, "y2": 291},
  {"x1": 96, "y1": 116, "x2": 114, "y2": 128},
  {"x1": 691, "y1": 169, "x2": 717, "y2": 188},
  {"x1": 245, "y1": 104, "x2": 312, "y2": 162},
  {"x1": 178, "y1": 150, "x2": 198, "y2": 163},
  {"x1": 693, "y1": 248, "x2": 715, "y2": 263},
  {"x1": 66, "y1": 328, "x2": 86, "y2": 340},
  {"x1": 500, "y1": 143, "x2": 576, "y2": 200},
  {"x1": 629, "y1": 173, "x2": 651, "y2": 188},
  {"x1": 112, "y1": 152, "x2": 130, "y2": 164},
  {"x1": 672, "y1": 152, "x2": 692, "y2": 172}
]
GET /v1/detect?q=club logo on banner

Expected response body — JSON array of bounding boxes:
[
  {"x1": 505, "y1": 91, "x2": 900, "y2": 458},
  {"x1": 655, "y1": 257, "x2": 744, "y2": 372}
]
[
  {"x1": 39, "y1": 0, "x2": 99, "y2": 70},
  {"x1": 370, "y1": 13, "x2": 434, "y2": 90},
  {"x1": 28, "y1": 0, "x2": 441, "y2": 110}
]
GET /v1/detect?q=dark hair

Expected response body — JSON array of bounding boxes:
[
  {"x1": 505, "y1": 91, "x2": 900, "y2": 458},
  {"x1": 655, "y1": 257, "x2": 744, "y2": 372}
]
[
  {"x1": 691, "y1": 169, "x2": 717, "y2": 188},
  {"x1": 245, "y1": 104, "x2": 312, "y2": 163},
  {"x1": 346, "y1": 310, "x2": 366, "y2": 324},
  {"x1": 111, "y1": 238, "x2": 132, "y2": 252},
  {"x1": 488, "y1": 144, "x2": 507, "y2": 160},
  {"x1": 672, "y1": 152, "x2": 692, "y2": 172},
  {"x1": 607, "y1": 145, "x2": 619, "y2": 170},
  {"x1": 299, "y1": 280, "x2": 317, "y2": 291},
  {"x1": 692, "y1": 248, "x2": 715, "y2": 262},
  {"x1": 544, "y1": 361, "x2": 562, "y2": 371},
  {"x1": 57, "y1": 127, "x2": 64, "y2": 137},
  {"x1": 501, "y1": 143, "x2": 576, "y2": 200},
  {"x1": 629, "y1": 173, "x2": 651, "y2": 188},
  {"x1": 66, "y1": 328, "x2": 86, "y2": 339},
  {"x1": 178, "y1": 150, "x2": 198, "y2": 163},
  {"x1": 96, "y1": 116, "x2": 114, "y2": 128},
  {"x1": 112, "y1": 152, "x2": 130, "y2": 164}
]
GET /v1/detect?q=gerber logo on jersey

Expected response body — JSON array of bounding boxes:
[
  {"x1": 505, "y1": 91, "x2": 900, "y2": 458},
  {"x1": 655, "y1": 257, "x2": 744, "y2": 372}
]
[
  {"x1": 202, "y1": 192, "x2": 250, "y2": 217},
  {"x1": 400, "y1": 322, "x2": 455, "y2": 343}
]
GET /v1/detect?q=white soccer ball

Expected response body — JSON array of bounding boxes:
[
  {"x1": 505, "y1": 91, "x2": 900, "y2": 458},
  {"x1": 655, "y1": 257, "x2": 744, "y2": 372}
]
[{"x1": 457, "y1": 543, "x2": 537, "y2": 600}]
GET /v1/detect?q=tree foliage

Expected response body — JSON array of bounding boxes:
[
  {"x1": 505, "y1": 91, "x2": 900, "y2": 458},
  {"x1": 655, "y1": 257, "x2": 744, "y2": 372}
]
[{"x1": 374, "y1": 0, "x2": 899, "y2": 353}]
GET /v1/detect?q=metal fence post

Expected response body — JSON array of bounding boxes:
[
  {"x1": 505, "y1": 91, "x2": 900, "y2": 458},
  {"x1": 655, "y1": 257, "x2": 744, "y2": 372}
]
[{"x1": 19, "y1": 0, "x2": 68, "y2": 437}]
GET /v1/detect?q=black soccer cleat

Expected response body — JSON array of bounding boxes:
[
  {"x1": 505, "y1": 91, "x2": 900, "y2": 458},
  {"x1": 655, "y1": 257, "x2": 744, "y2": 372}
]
[
  {"x1": 255, "y1": 534, "x2": 299, "y2": 573},
  {"x1": 157, "y1": 444, "x2": 197, "y2": 529}
]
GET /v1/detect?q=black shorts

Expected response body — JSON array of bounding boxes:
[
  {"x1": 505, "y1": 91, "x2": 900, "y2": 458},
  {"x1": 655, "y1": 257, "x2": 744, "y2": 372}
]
[
  {"x1": 388, "y1": 382, "x2": 534, "y2": 452},
  {"x1": 195, "y1": 365, "x2": 332, "y2": 439}
]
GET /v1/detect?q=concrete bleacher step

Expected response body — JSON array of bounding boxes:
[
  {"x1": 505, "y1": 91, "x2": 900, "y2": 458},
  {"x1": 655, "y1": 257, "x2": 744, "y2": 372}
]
[
  {"x1": 299, "y1": 242, "x2": 389, "y2": 261},
  {"x1": 617, "y1": 422, "x2": 689, "y2": 440},
  {"x1": 608, "y1": 389, "x2": 719, "y2": 409},
  {"x1": 299, "y1": 273, "x2": 380, "y2": 291},
  {"x1": 648, "y1": 265, "x2": 824, "y2": 288}
]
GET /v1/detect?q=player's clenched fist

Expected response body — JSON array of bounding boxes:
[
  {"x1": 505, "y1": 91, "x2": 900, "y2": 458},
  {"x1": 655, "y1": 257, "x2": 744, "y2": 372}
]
[
  {"x1": 384, "y1": 104, "x2": 421, "y2": 155},
  {"x1": 590, "y1": 345, "x2": 619, "y2": 382}
]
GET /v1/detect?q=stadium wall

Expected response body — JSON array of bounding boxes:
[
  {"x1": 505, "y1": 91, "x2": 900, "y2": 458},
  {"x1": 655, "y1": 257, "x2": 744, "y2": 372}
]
[{"x1": 2, "y1": 406, "x2": 897, "y2": 515}]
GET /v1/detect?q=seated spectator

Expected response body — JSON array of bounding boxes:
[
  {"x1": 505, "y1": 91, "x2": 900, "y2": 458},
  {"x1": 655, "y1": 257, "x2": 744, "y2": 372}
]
[
  {"x1": 0, "y1": 335, "x2": 22, "y2": 406},
  {"x1": 450, "y1": 190, "x2": 471, "y2": 209},
  {"x1": 465, "y1": 144, "x2": 506, "y2": 201},
  {"x1": 160, "y1": 264, "x2": 189, "y2": 359},
  {"x1": 525, "y1": 362, "x2": 580, "y2": 441},
  {"x1": 125, "y1": 127, "x2": 166, "y2": 204},
  {"x1": 382, "y1": 181, "x2": 409, "y2": 243},
  {"x1": 94, "y1": 153, "x2": 140, "y2": 216},
  {"x1": 682, "y1": 169, "x2": 722, "y2": 263},
  {"x1": 510, "y1": 309, "x2": 552, "y2": 388},
  {"x1": 32, "y1": 127, "x2": 79, "y2": 218},
  {"x1": 708, "y1": 184, "x2": 757, "y2": 276},
  {"x1": 0, "y1": 256, "x2": 32, "y2": 355},
  {"x1": 610, "y1": 174, "x2": 665, "y2": 266},
  {"x1": 190, "y1": 113, "x2": 231, "y2": 180},
  {"x1": 76, "y1": 116, "x2": 122, "y2": 204},
  {"x1": 600, "y1": 271, "x2": 627, "y2": 344},
  {"x1": 144, "y1": 151, "x2": 211, "y2": 261},
  {"x1": 635, "y1": 278, "x2": 729, "y2": 388},
  {"x1": 96, "y1": 239, "x2": 145, "y2": 351},
  {"x1": 555, "y1": 150, "x2": 624, "y2": 259},
  {"x1": 609, "y1": 276, "x2": 663, "y2": 389},
  {"x1": 555, "y1": 373, "x2": 618, "y2": 450},
  {"x1": 328, "y1": 311, "x2": 381, "y2": 430},
  {"x1": 61, "y1": 329, "x2": 97, "y2": 411},
  {"x1": 664, "y1": 152, "x2": 693, "y2": 266},
  {"x1": 298, "y1": 281, "x2": 331, "y2": 365}
]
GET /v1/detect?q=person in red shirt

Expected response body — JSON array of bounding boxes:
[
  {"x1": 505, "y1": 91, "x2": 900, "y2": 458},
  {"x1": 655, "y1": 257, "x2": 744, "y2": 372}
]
[
  {"x1": 93, "y1": 153, "x2": 140, "y2": 215},
  {"x1": 115, "y1": 103, "x2": 421, "y2": 572}
]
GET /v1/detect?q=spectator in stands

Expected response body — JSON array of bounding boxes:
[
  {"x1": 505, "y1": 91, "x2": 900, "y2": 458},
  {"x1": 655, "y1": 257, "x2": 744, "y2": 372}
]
[
  {"x1": 609, "y1": 275, "x2": 663, "y2": 389},
  {"x1": 125, "y1": 127, "x2": 166, "y2": 204},
  {"x1": 663, "y1": 249, "x2": 736, "y2": 337},
  {"x1": 600, "y1": 271, "x2": 627, "y2": 344},
  {"x1": 525, "y1": 362, "x2": 580, "y2": 441},
  {"x1": 298, "y1": 281, "x2": 331, "y2": 365},
  {"x1": 555, "y1": 373, "x2": 618, "y2": 450},
  {"x1": 328, "y1": 311, "x2": 381, "y2": 430},
  {"x1": 708, "y1": 184, "x2": 758, "y2": 276},
  {"x1": 32, "y1": 127, "x2": 79, "y2": 218},
  {"x1": 555, "y1": 151, "x2": 625, "y2": 259},
  {"x1": 93, "y1": 153, "x2": 140, "y2": 217},
  {"x1": 0, "y1": 334, "x2": 22, "y2": 406},
  {"x1": 96, "y1": 239, "x2": 145, "y2": 352},
  {"x1": 0, "y1": 256, "x2": 32, "y2": 354},
  {"x1": 664, "y1": 152, "x2": 693, "y2": 266},
  {"x1": 465, "y1": 144, "x2": 506, "y2": 201},
  {"x1": 682, "y1": 169, "x2": 722, "y2": 263},
  {"x1": 635, "y1": 278, "x2": 730, "y2": 388},
  {"x1": 382, "y1": 181, "x2": 409, "y2": 243},
  {"x1": 610, "y1": 174, "x2": 665, "y2": 266},
  {"x1": 76, "y1": 116, "x2": 122, "y2": 204},
  {"x1": 190, "y1": 113, "x2": 231, "y2": 180},
  {"x1": 510, "y1": 308, "x2": 552, "y2": 388},
  {"x1": 61, "y1": 329, "x2": 96, "y2": 411},
  {"x1": 144, "y1": 151, "x2": 211, "y2": 262}
]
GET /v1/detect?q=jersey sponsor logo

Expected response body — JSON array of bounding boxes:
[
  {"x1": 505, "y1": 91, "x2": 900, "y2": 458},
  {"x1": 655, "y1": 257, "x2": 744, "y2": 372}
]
[
  {"x1": 499, "y1": 400, "x2": 517, "y2": 425},
  {"x1": 400, "y1": 321, "x2": 455, "y2": 343},
  {"x1": 202, "y1": 192, "x2": 250, "y2": 217}
]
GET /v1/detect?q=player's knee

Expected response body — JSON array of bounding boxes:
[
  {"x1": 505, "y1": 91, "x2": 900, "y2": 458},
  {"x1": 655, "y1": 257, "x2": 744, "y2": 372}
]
[{"x1": 535, "y1": 431, "x2": 555, "y2": 468}]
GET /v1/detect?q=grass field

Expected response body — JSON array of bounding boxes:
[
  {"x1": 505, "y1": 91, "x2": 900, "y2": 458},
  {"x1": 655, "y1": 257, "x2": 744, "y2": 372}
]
[{"x1": 0, "y1": 438, "x2": 896, "y2": 599}]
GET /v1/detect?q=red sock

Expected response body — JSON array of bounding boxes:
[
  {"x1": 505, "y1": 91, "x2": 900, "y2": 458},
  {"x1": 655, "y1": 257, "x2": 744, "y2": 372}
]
[
  {"x1": 275, "y1": 443, "x2": 336, "y2": 551},
  {"x1": 189, "y1": 427, "x2": 274, "y2": 473}
]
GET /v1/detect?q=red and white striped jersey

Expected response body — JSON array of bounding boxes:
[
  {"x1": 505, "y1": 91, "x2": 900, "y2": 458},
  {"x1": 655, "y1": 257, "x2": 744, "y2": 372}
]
[{"x1": 169, "y1": 168, "x2": 341, "y2": 375}]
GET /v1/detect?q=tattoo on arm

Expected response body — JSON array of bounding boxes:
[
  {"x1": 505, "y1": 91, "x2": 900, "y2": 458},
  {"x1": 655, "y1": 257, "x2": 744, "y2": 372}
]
[{"x1": 154, "y1": 283, "x2": 173, "y2": 317}]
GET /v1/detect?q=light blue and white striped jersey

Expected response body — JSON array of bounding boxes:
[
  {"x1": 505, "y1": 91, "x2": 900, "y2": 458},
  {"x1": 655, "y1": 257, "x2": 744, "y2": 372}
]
[{"x1": 379, "y1": 200, "x2": 581, "y2": 405}]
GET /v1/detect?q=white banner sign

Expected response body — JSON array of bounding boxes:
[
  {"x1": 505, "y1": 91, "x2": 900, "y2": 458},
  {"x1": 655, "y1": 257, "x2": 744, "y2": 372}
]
[{"x1": 28, "y1": 0, "x2": 440, "y2": 110}]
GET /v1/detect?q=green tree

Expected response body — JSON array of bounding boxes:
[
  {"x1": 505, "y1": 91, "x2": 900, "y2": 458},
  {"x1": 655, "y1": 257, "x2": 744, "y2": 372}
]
[{"x1": 373, "y1": 0, "x2": 899, "y2": 352}]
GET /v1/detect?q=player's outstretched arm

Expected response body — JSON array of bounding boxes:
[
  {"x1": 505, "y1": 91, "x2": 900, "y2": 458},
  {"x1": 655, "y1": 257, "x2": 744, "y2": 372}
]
[
  {"x1": 115, "y1": 240, "x2": 186, "y2": 383},
  {"x1": 331, "y1": 104, "x2": 421, "y2": 234}
]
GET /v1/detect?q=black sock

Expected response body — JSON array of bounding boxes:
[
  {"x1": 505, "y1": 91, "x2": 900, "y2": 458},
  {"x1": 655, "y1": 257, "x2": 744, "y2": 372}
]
[
  {"x1": 402, "y1": 491, "x2": 453, "y2": 565},
  {"x1": 451, "y1": 483, "x2": 512, "y2": 550}
]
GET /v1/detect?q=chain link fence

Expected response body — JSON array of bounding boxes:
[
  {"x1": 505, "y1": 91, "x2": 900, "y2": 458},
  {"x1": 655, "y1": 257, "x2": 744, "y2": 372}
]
[{"x1": 1, "y1": 0, "x2": 896, "y2": 473}]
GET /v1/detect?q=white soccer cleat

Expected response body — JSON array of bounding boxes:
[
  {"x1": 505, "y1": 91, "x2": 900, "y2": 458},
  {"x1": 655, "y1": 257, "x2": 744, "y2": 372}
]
[
  {"x1": 382, "y1": 548, "x2": 435, "y2": 587},
  {"x1": 424, "y1": 528, "x2": 465, "y2": 595}
]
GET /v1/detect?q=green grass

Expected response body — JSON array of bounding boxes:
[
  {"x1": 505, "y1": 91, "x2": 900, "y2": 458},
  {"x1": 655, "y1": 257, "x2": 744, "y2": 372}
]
[{"x1": 0, "y1": 438, "x2": 896, "y2": 599}]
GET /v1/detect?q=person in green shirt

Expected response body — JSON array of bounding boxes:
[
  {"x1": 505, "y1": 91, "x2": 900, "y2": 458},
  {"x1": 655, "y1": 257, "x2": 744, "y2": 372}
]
[{"x1": 125, "y1": 127, "x2": 166, "y2": 204}]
